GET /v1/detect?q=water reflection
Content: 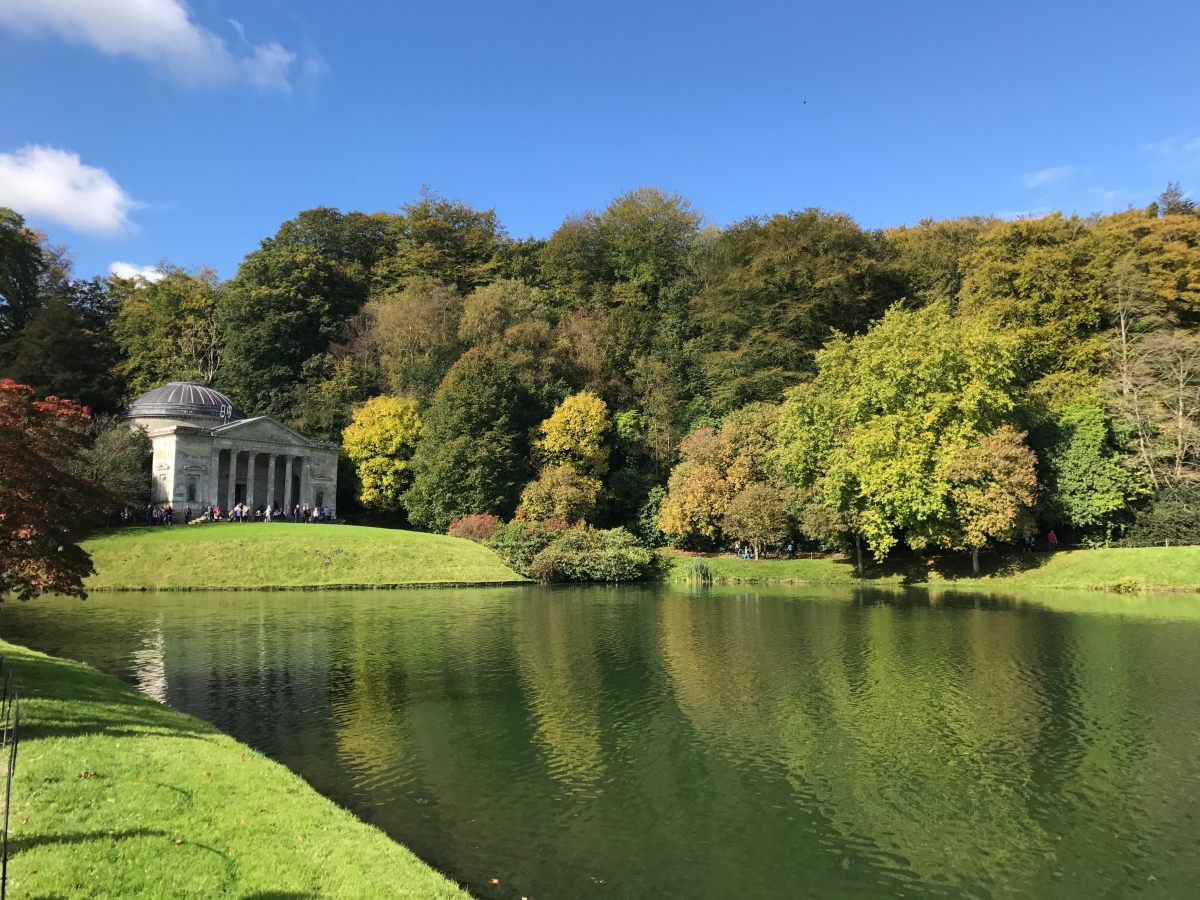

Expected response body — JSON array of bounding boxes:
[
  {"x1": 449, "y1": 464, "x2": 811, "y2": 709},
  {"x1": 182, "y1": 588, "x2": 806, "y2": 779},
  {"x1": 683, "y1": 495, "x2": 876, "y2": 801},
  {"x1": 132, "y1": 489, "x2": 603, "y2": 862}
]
[{"x1": 2, "y1": 585, "x2": 1198, "y2": 899}]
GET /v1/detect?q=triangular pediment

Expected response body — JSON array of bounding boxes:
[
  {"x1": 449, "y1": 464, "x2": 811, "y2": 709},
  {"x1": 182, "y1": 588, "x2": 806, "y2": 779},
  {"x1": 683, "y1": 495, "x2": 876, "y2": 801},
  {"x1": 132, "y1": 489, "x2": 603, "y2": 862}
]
[{"x1": 210, "y1": 416, "x2": 320, "y2": 447}]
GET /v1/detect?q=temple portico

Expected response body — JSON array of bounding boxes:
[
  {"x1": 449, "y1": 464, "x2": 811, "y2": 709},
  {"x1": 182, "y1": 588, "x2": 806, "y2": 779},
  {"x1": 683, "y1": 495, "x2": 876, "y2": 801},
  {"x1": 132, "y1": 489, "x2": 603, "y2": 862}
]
[{"x1": 125, "y1": 382, "x2": 338, "y2": 514}]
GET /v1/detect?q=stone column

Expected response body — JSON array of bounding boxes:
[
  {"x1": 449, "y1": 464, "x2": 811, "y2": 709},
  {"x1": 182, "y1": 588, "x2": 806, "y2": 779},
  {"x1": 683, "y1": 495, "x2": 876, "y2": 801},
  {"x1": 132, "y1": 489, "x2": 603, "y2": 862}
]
[
  {"x1": 266, "y1": 454, "x2": 277, "y2": 508},
  {"x1": 226, "y1": 448, "x2": 238, "y2": 512},
  {"x1": 246, "y1": 451, "x2": 258, "y2": 511},
  {"x1": 283, "y1": 456, "x2": 294, "y2": 510},
  {"x1": 208, "y1": 447, "x2": 221, "y2": 506},
  {"x1": 299, "y1": 457, "x2": 311, "y2": 508}
]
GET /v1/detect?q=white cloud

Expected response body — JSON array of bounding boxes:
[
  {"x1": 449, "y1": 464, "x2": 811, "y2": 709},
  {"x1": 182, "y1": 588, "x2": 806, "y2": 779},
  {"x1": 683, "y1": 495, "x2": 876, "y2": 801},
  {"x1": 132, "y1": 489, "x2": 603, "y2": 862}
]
[
  {"x1": 0, "y1": 0, "x2": 297, "y2": 92},
  {"x1": 0, "y1": 145, "x2": 135, "y2": 234},
  {"x1": 1023, "y1": 166, "x2": 1076, "y2": 188},
  {"x1": 110, "y1": 261, "x2": 164, "y2": 281}
]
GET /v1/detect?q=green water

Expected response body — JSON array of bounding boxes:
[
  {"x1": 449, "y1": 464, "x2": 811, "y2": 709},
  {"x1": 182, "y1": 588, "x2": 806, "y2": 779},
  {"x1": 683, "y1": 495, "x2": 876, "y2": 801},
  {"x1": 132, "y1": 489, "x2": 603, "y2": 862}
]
[{"x1": 3, "y1": 584, "x2": 1199, "y2": 899}]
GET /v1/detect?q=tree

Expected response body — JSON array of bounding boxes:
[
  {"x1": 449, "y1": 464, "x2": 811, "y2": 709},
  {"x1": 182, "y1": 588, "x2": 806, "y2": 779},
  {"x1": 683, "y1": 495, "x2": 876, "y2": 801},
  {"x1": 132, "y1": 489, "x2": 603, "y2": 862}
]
[
  {"x1": 113, "y1": 266, "x2": 224, "y2": 398},
  {"x1": 691, "y1": 209, "x2": 905, "y2": 411},
  {"x1": 721, "y1": 482, "x2": 791, "y2": 556},
  {"x1": 365, "y1": 277, "x2": 463, "y2": 402},
  {"x1": 958, "y1": 213, "x2": 1107, "y2": 386},
  {"x1": 887, "y1": 216, "x2": 996, "y2": 308},
  {"x1": 939, "y1": 426, "x2": 1038, "y2": 571},
  {"x1": 403, "y1": 351, "x2": 536, "y2": 531},
  {"x1": 217, "y1": 208, "x2": 386, "y2": 418},
  {"x1": 341, "y1": 396, "x2": 423, "y2": 512},
  {"x1": 516, "y1": 465, "x2": 602, "y2": 524},
  {"x1": 0, "y1": 208, "x2": 43, "y2": 340},
  {"x1": 70, "y1": 415, "x2": 152, "y2": 513},
  {"x1": 533, "y1": 391, "x2": 611, "y2": 477},
  {"x1": 1035, "y1": 402, "x2": 1138, "y2": 541},
  {"x1": 771, "y1": 304, "x2": 1031, "y2": 561},
  {"x1": 0, "y1": 379, "x2": 109, "y2": 599},
  {"x1": 372, "y1": 192, "x2": 507, "y2": 296}
]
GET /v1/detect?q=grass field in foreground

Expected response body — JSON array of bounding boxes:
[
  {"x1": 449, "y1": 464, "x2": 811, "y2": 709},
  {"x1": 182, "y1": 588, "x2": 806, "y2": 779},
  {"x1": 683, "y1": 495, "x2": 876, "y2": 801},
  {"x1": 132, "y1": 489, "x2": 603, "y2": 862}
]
[
  {"x1": 82, "y1": 523, "x2": 526, "y2": 590},
  {"x1": 664, "y1": 545, "x2": 1200, "y2": 591},
  {"x1": 4, "y1": 640, "x2": 472, "y2": 899}
]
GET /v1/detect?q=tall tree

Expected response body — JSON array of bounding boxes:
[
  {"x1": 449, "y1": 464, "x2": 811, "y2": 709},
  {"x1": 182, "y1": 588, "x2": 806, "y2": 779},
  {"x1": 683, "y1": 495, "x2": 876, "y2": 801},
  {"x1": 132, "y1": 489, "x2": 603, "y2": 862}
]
[
  {"x1": 113, "y1": 266, "x2": 224, "y2": 398},
  {"x1": 217, "y1": 208, "x2": 387, "y2": 418},
  {"x1": 771, "y1": 304, "x2": 1033, "y2": 560},
  {"x1": 341, "y1": 396, "x2": 423, "y2": 512},
  {"x1": 0, "y1": 208, "x2": 44, "y2": 341},
  {"x1": 887, "y1": 216, "x2": 995, "y2": 308},
  {"x1": 403, "y1": 350, "x2": 537, "y2": 531},
  {"x1": 691, "y1": 209, "x2": 904, "y2": 412}
]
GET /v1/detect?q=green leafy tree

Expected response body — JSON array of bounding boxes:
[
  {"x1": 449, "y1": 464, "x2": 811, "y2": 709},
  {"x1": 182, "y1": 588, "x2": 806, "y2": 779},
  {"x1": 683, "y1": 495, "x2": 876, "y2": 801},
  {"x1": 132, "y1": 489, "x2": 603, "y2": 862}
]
[
  {"x1": 887, "y1": 216, "x2": 995, "y2": 308},
  {"x1": 1034, "y1": 401, "x2": 1138, "y2": 540},
  {"x1": 721, "y1": 482, "x2": 791, "y2": 557},
  {"x1": 771, "y1": 304, "x2": 1032, "y2": 561},
  {"x1": 372, "y1": 192, "x2": 507, "y2": 296},
  {"x1": 69, "y1": 415, "x2": 152, "y2": 512},
  {"x1": 341, "y1": 396, "x2": 423, "y2": 512},
  {"x1": 113, "y1": 266, "x2": 224, "y2": 398},
  {"x1": 403, "y1": 351, "x2": 536, "y2": 531},
  {"x1": 217, "y1": 208, "x2": 386, "y2": 418},
  {"x1": 0, "y1": 207, "x2": 44, "y2": 340},
  {"x1": 365, "y1": 277, "x2": 464, "y2": 402},
  {"x1": 692, "y1": 209, "x2": 905, "y2": 411}
]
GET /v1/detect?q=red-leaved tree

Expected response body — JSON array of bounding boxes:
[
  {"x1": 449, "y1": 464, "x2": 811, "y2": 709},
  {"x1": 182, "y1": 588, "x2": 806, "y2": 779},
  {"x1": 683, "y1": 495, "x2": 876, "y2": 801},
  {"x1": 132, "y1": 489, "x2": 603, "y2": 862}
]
[{"x1": 0, "y1": 379, "x2": 109, "y2": 600}]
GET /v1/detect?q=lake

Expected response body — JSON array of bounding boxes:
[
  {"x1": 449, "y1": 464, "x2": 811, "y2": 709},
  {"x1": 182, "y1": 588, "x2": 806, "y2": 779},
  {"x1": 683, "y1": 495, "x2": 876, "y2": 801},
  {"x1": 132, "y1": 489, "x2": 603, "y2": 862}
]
[{"x1": 3, "y1": 584, "x2": 1199, "y2": 899}]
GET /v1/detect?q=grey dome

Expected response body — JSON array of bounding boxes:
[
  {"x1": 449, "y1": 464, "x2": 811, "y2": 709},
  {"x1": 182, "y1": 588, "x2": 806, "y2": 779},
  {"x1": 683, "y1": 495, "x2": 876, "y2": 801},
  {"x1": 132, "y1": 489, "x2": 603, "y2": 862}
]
[{"x1": 125, "y1": 382, "x2": 244, "y2": 422}]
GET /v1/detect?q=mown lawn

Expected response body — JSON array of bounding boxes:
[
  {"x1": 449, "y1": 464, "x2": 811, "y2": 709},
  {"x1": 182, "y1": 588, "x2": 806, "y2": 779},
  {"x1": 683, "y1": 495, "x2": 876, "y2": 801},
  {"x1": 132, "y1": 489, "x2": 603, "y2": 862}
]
[
  {"x1": 664, "y1": 545, "x2": 1200, "y2": 591},
  {"x1": 4, "y1": 640, "x2": 472, "y2": 899},
  {"x1": 82, "y1": 523, "x2": 526, "y2": 590}
]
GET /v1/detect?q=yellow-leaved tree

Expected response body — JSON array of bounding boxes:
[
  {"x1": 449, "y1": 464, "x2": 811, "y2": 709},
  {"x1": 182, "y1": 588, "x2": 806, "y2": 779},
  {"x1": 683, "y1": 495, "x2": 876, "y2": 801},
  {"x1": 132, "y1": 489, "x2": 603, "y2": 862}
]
[
  {"x1": 342, "y1": 396, "x2": 423, "y2": 512},
  {"x1": 533, "y1": 391, "x2": 611, "y2": 477}
]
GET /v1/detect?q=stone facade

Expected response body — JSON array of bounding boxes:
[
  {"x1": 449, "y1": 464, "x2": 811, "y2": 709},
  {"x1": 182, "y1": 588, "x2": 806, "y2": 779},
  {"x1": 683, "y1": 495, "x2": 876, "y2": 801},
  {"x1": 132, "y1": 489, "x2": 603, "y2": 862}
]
[{"x1": 126, "y1": 382, "x2": 338, "y2": 514}]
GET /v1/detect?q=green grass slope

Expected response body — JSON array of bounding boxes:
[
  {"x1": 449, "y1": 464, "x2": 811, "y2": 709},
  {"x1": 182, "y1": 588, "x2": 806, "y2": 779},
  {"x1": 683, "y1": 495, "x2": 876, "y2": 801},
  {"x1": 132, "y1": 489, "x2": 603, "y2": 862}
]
[
  {"x1": 82, "y1": 523, "x2": 526, "y2": 590},
  {"x1": 4, "y1": 640, "x2": 472, "y2": 899},
  {"x1": 665, "y1": 546, "x2": 1200, "y2": 591}
]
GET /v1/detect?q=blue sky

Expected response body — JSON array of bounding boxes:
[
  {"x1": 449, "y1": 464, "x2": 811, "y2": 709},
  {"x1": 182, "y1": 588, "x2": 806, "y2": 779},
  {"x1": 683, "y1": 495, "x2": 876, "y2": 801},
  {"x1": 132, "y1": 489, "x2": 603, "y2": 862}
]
[{"x1": 1, "y1": 0, "x2": 1198, "y2": 281}]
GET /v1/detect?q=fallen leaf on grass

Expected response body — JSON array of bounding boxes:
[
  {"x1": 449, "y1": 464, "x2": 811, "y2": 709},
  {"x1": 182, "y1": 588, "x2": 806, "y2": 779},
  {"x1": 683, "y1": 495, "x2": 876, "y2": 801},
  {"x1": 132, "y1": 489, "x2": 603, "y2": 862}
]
[
  {"x1": 297, "y1": 836, "x2": 305, "y2": 842},
  {"x1": 106, "y1": 798, "x2": 115, "y2": 803},
  {"x1": 80, "y1": 771, "x2": 97, "y2": 779},
  {"x1": 174, "y1": 839, "x2": 183, "y2": 845},
  {"x1": 203, "y1": 772, "x2": 211, "y2": 777}
]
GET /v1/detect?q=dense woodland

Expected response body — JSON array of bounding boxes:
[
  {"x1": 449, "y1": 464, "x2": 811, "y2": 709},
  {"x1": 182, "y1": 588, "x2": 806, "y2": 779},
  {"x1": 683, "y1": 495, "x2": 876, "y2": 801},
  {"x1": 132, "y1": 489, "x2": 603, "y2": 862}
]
[{"x1": 3, "y1": 184, "x2": 1200, "y2": 582}]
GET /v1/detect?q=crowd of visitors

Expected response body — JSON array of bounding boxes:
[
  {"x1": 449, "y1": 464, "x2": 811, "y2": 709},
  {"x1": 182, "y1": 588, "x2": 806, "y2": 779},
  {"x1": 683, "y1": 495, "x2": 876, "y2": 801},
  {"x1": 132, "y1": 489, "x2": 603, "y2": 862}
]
[{"x1": 122, "y1": 502, "x2": 336, "y2": 525}]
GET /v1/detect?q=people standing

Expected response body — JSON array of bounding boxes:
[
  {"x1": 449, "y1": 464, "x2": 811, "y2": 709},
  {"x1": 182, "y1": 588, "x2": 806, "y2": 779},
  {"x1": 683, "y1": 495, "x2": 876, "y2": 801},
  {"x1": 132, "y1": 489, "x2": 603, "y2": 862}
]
[{"x1": 1047, "y1": 530, "x2": 1058, "y2": 552}]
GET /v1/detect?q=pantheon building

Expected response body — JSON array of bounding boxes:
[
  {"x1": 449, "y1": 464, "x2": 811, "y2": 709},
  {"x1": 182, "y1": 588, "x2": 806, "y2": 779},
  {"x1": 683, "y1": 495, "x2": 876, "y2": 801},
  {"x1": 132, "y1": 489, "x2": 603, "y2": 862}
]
[{"x1": 124, "y1": 382, "x2": 339, "y2": 514}]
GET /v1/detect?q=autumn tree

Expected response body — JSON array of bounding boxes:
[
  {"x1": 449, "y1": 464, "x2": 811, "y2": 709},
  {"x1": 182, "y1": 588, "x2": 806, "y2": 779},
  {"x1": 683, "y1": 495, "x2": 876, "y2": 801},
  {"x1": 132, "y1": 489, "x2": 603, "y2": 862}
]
[
  {"x1": 516, "y1": 465, "x2": 602, "y2": 524},
  {"x1": 0, "y1": 379, "x2": 110, "y2": 599},
  {"x1": 533, "y1": 391, "x2": 611, "y2": 477},
  {"x1": 365, "y1": 277, "x2": 464, "y2": 402},
  {"x1": 721, "y1": 482, "x2": 791, "y2": 556},
  {"x1": 342, "y1": 396, "x2": 423, "y2": 512},
  {"x1": 771, "y1": 304, "x2": 1035, "y2": 562},
  {"x1": 113, "y1": 266, "x2": 225, "y2": 398}
]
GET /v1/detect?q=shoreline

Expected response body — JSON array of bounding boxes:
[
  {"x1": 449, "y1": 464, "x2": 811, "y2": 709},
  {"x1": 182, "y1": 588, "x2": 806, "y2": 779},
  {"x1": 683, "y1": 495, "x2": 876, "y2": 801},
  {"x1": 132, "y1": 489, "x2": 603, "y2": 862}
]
[{"x1": 5, "y1": 639, "x2": 474, "y2": 899}]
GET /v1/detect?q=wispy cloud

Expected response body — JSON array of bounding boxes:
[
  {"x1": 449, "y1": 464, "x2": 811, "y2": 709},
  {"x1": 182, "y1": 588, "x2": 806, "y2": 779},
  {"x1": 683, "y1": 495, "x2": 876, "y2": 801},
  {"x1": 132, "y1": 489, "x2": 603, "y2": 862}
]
[
  {"x1": 1022, "y1": 166, "x2": 1076, "y2": 188},
  {"x1": 0, "y1": 0, "x2": 301, "y2": 93},
  {"x1": 0, "y1": 145, "x2": 136, "y2": 234},
  {"x1": 110, "y1": 261, "x2": 164, "y2": 281}
]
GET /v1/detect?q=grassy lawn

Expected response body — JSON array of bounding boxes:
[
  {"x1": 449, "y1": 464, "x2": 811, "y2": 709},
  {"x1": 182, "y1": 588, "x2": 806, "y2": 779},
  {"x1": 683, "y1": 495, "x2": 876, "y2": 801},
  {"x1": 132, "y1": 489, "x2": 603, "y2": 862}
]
[
  {"x1": 82, "y1": 523, "x2": 526, "y2": 590},
  {"x1": 4, "y1": 639, "x2": 471, "y2": 899},
  {"x1": 664, "y1": 545, "x2": 1200, "y2": 591}
]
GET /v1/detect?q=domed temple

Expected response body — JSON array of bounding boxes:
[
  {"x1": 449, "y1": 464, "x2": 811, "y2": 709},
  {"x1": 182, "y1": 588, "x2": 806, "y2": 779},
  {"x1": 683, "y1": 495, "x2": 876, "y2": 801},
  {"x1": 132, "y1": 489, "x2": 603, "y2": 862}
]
[{"x1": 124, "y1": 382, "x2": 338, "y2": 514}]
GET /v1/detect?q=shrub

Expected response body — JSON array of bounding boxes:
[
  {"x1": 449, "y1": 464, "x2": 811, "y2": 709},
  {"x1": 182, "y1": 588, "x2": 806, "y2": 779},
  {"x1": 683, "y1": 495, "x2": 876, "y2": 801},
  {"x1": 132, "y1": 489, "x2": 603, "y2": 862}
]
[
  {"x1": 531, "y1": 527, "x2": 653, "y2": 583},
  {"x1": 488, "y1": 523, "x2": 652, "y2": 583},
  {"x1": 488, "y1": 520, "x2": 556, "y2": 575},
  {"x1": 447, "y1": 513, "x2": 500, "y2": 541}
]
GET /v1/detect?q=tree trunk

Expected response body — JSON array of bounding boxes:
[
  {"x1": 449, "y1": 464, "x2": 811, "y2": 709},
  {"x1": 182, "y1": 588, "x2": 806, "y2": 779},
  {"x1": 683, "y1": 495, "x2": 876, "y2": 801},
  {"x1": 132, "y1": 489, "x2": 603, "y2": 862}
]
[
  {"x1": 854, "y1": 534, "x2": 864, "y2": 575},
  {"x1": 972, "y1": 548, "x2": 980, "y2": 574}
]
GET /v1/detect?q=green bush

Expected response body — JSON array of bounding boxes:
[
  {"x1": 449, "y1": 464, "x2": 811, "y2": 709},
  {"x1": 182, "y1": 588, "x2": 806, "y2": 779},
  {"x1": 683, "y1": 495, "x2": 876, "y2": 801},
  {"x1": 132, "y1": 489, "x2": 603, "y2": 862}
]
[
  {"x1": 488, "y1": 523, "x2": 652, "y2": 583},
  {"x1": 683, "y1": 558, "x2": 715, "y2": 583}
]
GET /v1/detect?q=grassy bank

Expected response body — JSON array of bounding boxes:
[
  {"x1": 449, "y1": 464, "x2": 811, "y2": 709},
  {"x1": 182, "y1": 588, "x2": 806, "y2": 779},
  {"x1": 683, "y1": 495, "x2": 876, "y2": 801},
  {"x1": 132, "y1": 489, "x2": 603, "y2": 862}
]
[
  {"x1": 82, "y1": 523, "x2": 526, "y2": 590},
  {"x1": 4, "y1": 639, "x2": 471, "y2": 899},
  {"x1": 664, "y1": 546, "x2": 1200, "y2": 592}
]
